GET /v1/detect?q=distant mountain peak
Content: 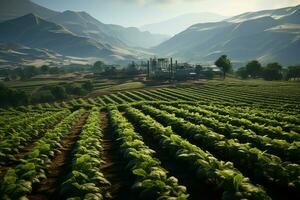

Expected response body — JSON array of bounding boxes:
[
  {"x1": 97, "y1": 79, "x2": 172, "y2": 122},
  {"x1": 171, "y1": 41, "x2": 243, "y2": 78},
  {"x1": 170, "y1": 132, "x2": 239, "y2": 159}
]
[
  {"x1": 3, "y1": 13, "x2": 47, "y2": 27},
  {"x1": 0, "y1": 0, "x2": 58, "y2": 22},
  {"x1": 20, "y1": 13, "x2": 40, "y2": 23}
]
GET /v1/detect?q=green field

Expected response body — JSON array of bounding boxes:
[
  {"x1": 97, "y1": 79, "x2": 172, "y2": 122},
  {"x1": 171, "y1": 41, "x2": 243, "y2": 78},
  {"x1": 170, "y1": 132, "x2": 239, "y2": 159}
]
[{"x1": 0, "y1": 80, "x2": 299, "y2": 200}]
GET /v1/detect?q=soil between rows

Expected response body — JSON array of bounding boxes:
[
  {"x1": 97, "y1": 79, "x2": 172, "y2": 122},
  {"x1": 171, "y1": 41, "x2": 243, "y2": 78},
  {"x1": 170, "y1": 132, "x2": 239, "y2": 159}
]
[
  {"x1": 28, "y1": 112, "x2": 89, "y2": 200},
  {"x1": 100, "y1": 111, "x2": 135, "y2": 200}
]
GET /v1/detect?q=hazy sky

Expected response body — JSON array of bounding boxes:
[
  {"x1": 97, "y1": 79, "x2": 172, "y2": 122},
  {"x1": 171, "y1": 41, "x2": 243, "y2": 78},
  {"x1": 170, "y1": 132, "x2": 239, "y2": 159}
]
[{"x1": 32, "y1": 0, "x2": 300, "y2": 27}]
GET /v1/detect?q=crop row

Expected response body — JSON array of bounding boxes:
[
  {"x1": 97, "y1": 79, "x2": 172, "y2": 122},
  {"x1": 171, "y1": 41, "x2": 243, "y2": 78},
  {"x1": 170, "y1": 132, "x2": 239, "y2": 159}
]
[
  {"x1": 124, "y1": 106, "x2": 271, "y2": 200},
  {"x1": 109, "y1": 106, "x2": 189, "y2": 199},
  {"x1": 60, "y1": 108, "x2": 111, "y2": 199},
  {"x1": 4, "y1": 83, "x2": 299, "y2": 114},
  {"x1": 195, "y1": 103, "x2": 300, "y2": 131},
  {"x1": 0, "y1": 110, "x2": 70, "y2": 164},
  {"x1": 177, "y1": 104, "x2": 300, "y2": 142},
  {"x1": 0, "y1": 109, "x2": 85, "y2": 199},
  {"x1": 137, "y1": 104, "x2": 300, "y2": 192},
  {"x1": 158, "y1": 104, "x2": 299, "y2": 163}
]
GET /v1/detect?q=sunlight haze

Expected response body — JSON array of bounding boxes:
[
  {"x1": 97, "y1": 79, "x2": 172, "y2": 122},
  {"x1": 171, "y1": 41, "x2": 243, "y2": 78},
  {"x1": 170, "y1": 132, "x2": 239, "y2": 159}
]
[{"x1": 32, "y1": 0, "x2": 300, "y2": 27}]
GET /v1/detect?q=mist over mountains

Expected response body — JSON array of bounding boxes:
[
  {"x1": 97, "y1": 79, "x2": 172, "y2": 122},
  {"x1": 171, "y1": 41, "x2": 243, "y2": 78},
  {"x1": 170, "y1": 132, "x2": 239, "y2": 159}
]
[
  {"x1": 0, "y1": 0, "x2": 299, "y2": 67},
  {"x1": 141, "y1": 12, "x2": 228, "y2": 36},
  {"x1": 154, "y1": 5, "x2": 300, "y2": 66},
  {"x1": 48, "y1": 10, "x2": 169, "y2": 49}
]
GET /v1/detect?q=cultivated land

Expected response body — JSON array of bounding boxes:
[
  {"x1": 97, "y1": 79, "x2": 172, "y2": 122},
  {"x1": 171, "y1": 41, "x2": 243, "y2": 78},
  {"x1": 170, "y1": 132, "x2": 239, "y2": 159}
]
[{"x1": 0, "y1": 79, "x2": 299, "y2": 200}]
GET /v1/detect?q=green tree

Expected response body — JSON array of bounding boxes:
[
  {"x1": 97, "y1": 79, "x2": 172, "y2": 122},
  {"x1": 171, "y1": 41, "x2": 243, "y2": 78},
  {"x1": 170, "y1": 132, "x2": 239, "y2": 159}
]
[
  {"x1": 32, "y1": 90, "x2": 55, "y2": 103},
  {"x1": 262, "y1": 63, "x2": 283, "y2": 81},
  {"x1": 82, "y1": 81, "x2": 93, "y2": 91},
  {"x1": 49, "y1": 67, "x2": 60, "y2": 74},
  {"x1": 245, "y1": 60, "x2": 262, "y2": 78},
  {"x1": 237, "y1": 67, "x2": 248, "y2": 79},
  {"x1": 72, "y1": 86, "x2": 85, "y2": 95},
  {"x1": 93, "y1": 60, "x2": 105, "y2": 72},
  {"x1": 103, "y1": 66, "x2": 117, "y2": 76},
  {"x1": 50, "y1": 86, "x2": 67, "y2": 100},
  {"x1": 20, "y1": 66, "x2": 38, "y2": 80},
  {"x1": 40, "y1": 65, "x2": 49, "y2": 73},
  {"x1": 215, "y1": 55, "x2": 232, "y2": 79},
  {"x1": 0, "y1": 84, "x2": 29, "y2": 107},
  {"x1": 286, "y1": 66, "x2": 300, "y2": 80}
]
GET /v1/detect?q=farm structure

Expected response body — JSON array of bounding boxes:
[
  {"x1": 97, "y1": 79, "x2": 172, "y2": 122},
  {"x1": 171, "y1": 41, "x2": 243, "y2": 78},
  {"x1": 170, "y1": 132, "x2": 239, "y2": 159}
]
[{"x1": 146, "y1": 57, "x2": 220, "y2": 80}]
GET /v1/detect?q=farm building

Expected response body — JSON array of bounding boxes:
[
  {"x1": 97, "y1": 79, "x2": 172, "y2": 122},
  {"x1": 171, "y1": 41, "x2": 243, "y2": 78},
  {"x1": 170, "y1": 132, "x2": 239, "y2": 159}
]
[
  {"x1": 174, "y1": 62, "x2": 197, "y2": 80},
  {"x1": 147, "y1": 57, "x2": 197, "y2": 80},
  {"x1": 148, "y1": 57, "x2": 171, "y2": 79}
]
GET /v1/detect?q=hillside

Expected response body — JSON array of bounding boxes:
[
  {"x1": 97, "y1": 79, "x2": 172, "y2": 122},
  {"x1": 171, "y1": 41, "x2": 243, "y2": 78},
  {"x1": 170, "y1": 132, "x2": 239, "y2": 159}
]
[
  {"x1": 0, "y1": 0, "x2": 168, "y2": 49},
  {"x1": 48, "y1": 11, "x2": 127, "y2": 48},
  {"x1": 0, "y1": 14, "x2": 138, "y2": 63},
  {"x1": 49, "y1": 10, "x2": 169, "y2": 49},
  {"x1": 0, "y1": 43, "x2": 91, "y2": 68},
  {"x1": 154, "y1": 5, "x2": 300, "y2": 66}
]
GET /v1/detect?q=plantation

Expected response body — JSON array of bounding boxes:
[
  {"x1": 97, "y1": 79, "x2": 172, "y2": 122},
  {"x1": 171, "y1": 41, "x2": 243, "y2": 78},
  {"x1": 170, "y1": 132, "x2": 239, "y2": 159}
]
[{"x1": 0, "y1": 81, "x2": 299, "y2": 200}]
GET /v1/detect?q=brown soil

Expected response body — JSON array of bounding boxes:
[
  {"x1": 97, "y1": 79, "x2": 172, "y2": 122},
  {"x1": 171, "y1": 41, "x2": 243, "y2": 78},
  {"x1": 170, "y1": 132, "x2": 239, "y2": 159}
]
[
  {"x1": 27, "y1": 112, "x2": 88, "y2": 200},
  {"x1": 15, "y1": 141, "x2": 37, "y2": 160},
  {"x1": 100, "y1": 111, "x2": 135, "y2": 200}
]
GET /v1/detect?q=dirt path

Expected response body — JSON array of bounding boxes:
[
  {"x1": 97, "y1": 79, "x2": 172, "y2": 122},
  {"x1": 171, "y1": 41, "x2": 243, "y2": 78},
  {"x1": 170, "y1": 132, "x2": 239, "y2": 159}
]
[
  {"x1": 100, "y1": 111, "x2": 134, "y2": 200},
  {"x1": 28, "y1": 112, "x2": 89, "y2": 200}
]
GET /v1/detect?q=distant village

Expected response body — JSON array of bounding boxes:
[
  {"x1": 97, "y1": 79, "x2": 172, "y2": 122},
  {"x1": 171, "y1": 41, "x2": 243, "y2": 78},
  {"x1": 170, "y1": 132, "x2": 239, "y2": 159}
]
[
  {"x1": 96, "y1": 57, "x2": 222, "y2": 80},
  {"x1": 145, "y1": 57, "x2": 221, "y2": 80}
]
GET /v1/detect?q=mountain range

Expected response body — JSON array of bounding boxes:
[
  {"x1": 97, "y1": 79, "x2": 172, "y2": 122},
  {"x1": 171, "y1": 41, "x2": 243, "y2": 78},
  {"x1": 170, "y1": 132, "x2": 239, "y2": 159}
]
[
  {"x1": 0, "y1": 14, "x2": 138, "y2": 61},
  {"x1": 154, "y1": 5, "x2": 300, "y2": 66},
  {"x1": 141, "y1": 12, "x2": 227, "y2": 36},
  {"x1": 48, "y1": 10, "x2": 169, "y2": 49},
  {"x1": 0, "y1": 0, "x2": 163, "y2": 66},
  {"x1": 0, "y1": 0, "x2": 299, "y2": 67},
  {"x1": 0, "y1": 0, "x2": 168, "y2": 49}
]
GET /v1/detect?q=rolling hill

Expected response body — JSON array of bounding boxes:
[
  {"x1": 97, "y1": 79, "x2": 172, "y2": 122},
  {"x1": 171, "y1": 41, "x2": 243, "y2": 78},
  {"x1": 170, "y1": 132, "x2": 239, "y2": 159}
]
[{"x1": 154, "y1": 5, "x2": 300, "y2": 66}]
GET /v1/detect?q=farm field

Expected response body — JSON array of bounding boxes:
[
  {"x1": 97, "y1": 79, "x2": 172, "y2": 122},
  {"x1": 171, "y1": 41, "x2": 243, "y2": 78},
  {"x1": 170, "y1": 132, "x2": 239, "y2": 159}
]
[{"x1": 0, "y1": 80, "x2": 299, "y2": 200}]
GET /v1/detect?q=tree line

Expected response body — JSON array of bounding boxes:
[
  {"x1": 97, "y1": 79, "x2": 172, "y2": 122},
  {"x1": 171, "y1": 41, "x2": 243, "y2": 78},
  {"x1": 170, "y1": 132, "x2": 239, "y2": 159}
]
[
  {"x1": 214, "y1": 55, "x2": 300, "y2": 80},
  {"x1": 237, "y1": 60, "x2": 300, "y2": 81},
  {"x1": 0, "y1": 64, "x2": 90, "y2": 81},
  {"x1": 0, "y1": 81, "x2": 93, "y2": 108}
]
